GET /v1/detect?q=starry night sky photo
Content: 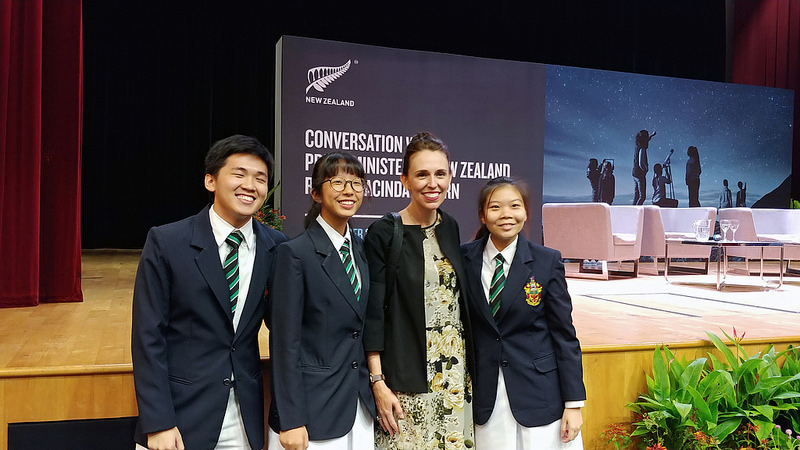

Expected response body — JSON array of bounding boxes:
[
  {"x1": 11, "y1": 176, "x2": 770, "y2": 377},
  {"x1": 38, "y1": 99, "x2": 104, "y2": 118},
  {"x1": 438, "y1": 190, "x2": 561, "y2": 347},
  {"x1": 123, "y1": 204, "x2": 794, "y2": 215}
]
[{"x1": 543, "y1": 65, "x2": 794, "y2": 207}]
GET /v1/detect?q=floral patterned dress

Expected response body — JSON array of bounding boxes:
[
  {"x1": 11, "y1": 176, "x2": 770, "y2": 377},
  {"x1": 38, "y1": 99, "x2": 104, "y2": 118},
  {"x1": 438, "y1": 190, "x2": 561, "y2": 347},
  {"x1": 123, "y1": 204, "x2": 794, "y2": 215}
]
[{"x1": 375, "y1": 218, "x2": 474, "y2": 450}]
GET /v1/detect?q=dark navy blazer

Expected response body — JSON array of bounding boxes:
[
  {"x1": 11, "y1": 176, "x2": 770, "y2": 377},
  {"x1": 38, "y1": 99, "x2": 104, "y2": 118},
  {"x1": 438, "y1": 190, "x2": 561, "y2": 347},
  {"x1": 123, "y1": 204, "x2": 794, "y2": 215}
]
[
  {"x1": 267, "y1": 220, "x2": 376, "y2": 440},
  {"x1": 461, "y1": 234, "x2": 586, "y2": 427},
  {"x1": 132, "y1": 205, "x2": 287, "y2": 450}
]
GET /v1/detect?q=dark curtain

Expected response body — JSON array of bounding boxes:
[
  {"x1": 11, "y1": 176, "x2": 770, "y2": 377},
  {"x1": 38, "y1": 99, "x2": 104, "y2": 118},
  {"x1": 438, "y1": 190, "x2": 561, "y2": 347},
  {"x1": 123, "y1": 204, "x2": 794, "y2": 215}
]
[
  {"x1": 81, "y1": 1, "x2": 727, "y2": 249},
  {"x1": 0, "y1": 0, "x2": 83, "y2": 307},
  {"x1": 733, "y1": 0, "x2": 800, "y2": 201}
]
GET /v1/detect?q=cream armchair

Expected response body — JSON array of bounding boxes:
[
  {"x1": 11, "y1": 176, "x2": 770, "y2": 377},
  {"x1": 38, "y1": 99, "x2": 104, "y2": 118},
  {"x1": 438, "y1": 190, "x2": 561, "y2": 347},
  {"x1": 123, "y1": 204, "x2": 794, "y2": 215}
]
[
  {"x1": 640, "y1": 206, "x2": 717, "y2": 274},
  {"x1": 542, "y1": 203, "x2": 644, "y2": 279},
  {"x1": 720, "y1": 208, "x2": 800, "y2": 274}
]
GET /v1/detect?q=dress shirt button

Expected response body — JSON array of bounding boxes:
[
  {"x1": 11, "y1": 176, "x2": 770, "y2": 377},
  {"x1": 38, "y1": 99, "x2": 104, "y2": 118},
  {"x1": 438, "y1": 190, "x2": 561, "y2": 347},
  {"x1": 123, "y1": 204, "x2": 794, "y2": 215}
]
[
  {"x1": 352, "y1": 331, "x2": 360, "y2": 339},
  {"x1": 351, "y1": 361, "x2": 359, "y2": 369},
  {"x1": 223, "y1": 378, "x2": 231, "y2": 386},
  {"x1": 501, "y1": 360, "x2": 509, "y2": 367}
]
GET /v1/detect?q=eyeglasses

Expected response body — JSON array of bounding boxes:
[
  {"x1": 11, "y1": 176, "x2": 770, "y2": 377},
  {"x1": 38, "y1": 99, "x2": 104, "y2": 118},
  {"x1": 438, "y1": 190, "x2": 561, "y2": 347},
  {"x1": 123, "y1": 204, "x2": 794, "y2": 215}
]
[{"x1": 324, "y1": 177, "x2": 365, "y2": 192}]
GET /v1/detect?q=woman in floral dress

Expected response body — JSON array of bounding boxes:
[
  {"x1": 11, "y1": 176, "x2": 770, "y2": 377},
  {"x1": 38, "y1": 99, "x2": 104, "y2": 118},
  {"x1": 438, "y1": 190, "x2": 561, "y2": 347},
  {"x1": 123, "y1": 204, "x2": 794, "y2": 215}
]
[{"x1": 364, "y1": 131, "x2": 474, "y2": 450}]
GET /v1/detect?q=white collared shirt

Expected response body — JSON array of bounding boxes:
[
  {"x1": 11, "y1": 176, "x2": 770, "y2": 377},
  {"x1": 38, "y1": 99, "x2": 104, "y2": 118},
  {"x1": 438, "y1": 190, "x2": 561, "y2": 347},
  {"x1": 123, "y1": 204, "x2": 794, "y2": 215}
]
[
  {"x1": 316, "y1": 214, "x2": 361, "y2": 289},
  {"x1": 480, "y1": 236, "x2": 518, "y2": 303},
  {"x1": 209, "y1": 207, "x2": 255, "y2": 332}
]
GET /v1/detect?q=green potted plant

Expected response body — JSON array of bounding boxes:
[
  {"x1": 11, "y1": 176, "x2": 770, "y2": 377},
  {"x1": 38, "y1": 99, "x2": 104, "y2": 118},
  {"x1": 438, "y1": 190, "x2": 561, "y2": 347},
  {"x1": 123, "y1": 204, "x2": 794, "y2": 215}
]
[{"x1": 603, "y1": 329, "x2": 800, "y2": 449}]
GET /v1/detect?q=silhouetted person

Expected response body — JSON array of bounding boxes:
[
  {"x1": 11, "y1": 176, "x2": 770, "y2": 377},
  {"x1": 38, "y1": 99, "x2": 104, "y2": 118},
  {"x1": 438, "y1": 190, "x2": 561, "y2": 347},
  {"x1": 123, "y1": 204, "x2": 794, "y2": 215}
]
[
  {"x1": 685, "y1": 146, "x2": 701, "y2": 207},
  {"x1": 632, "y1": 130, "x2": 655, "y2": 205},
  {"x1": 587, "y1": 158, "x2": 601, "y2": 202},
  {"x1": 599, "y1": 160, "x2": 615, "y2": 205},
  {"x1": 736, "y1": 181, "x2": 747, "y2": 207},
  {"x1": 719, "y1": 179, "x2": 732, "y2": 209},
  {"x1": 651, "y1": 163, "x2": 672, "y2": 206}
]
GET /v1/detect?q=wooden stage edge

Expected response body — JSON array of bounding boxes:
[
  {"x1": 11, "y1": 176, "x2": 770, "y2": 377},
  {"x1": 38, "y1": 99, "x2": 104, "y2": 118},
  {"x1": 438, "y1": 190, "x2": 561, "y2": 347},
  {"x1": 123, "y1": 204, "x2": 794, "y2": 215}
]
[
  {"x1": 4, "y1": 339, "x2": 800, "y2": 450},
  {"x1": 1, "y1": 250, "x2": 799, "y2": 449}
]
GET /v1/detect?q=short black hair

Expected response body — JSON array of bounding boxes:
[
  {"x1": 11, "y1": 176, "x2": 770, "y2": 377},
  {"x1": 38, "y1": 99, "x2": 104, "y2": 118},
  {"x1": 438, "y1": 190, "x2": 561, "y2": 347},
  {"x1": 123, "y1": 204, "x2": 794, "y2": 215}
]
[{"x1": 205, "y1": 135, "x2": 274, "y2": 177}]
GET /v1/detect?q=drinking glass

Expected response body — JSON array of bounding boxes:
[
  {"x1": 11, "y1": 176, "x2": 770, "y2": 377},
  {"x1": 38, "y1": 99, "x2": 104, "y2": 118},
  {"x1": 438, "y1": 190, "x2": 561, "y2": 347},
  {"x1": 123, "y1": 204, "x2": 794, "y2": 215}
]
[
  {"x1": 729, "y1": 219, "x2": 739, "y2": 241},
  {"x1": 719, "y1": 219, "x2": 731, "y2": 241}
]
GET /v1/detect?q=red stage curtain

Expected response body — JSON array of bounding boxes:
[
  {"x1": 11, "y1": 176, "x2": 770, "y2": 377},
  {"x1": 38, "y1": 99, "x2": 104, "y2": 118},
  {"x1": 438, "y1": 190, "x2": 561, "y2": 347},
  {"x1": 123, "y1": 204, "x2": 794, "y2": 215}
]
[
  {"x1": 732, "y1": 0, "x2": 800, "y2": 198},
  {"x1": 0, "y1": 0, "x2": 83, "y2": 307}
]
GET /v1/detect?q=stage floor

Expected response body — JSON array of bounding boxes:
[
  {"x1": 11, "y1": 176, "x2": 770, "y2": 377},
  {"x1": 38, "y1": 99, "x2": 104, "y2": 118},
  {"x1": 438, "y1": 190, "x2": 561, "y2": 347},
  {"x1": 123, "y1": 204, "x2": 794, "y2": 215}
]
[
  {"x1": 2, "y1": 250, "x2": 798, "y2": 449},
  {"x1": 2, "y1": 251, "x2": 798, "y2": 371},
  {"x1": 567, "y1": 260, "x2": 800, "y2": 346}
]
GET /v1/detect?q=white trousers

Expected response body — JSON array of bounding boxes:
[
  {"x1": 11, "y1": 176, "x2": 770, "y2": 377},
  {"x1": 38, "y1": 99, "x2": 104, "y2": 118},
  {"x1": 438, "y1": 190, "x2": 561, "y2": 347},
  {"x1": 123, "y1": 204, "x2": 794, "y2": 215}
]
[
  {"x1": 137, "y1": 387, "x2": 251, "y2": 449},
  {"x1": 474, "y1": 371, "x2": 583, "y2": 450},
  {"x1": 267, "y1": 399, "x2": 374, "y2": 450}
]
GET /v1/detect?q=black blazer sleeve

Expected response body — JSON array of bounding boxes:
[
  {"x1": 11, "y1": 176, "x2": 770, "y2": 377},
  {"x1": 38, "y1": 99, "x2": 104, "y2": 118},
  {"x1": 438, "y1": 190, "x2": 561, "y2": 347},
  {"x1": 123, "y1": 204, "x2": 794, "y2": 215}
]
[
  {"x1": 540, "y1": 246, "x2": 585, "y2": 403},
  {"x1": 363, "y1": 215, "x2": 393, "y2": 352},
  {"x1": 132, "y1": 225, "x2": 179, "y2": 433}
]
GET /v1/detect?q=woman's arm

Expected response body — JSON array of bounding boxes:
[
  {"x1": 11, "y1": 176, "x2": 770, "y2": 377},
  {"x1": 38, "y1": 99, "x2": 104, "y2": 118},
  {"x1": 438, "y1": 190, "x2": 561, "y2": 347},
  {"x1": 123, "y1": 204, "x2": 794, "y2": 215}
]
[
  {"x1": 367, "y1": 351, "x2": 404, "y2": 435},
  {"x1": 363, "y1": 218, "x2": 393, "y2": 352}
]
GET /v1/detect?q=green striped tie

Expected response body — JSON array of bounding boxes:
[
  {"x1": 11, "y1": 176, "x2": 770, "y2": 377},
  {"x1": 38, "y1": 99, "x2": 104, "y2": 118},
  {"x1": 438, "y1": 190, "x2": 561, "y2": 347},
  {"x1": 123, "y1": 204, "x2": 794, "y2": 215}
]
[
  {"x1": 340, "y1": 240, "x2": 360, "y2": 301},
  {"x1": 489, "y1": 253, "x2": 505, "y2": 317},
  {"x1": 224, "y1": 230, "x2": 244, "y2": 316}
]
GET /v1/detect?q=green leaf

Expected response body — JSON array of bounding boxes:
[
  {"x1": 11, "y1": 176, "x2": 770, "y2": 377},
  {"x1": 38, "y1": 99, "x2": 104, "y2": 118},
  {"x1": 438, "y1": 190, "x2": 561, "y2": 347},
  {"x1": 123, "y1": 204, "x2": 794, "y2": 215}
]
[
  {"x1": 669, "y1": 355, "x2": 686, "y2": 382},
  {"x1": 735, "y1": 358, "x2": 762, "y2": 383},
  {"x1": 680, "y1": 357, "x2": 707, "y2": 388},
  {"x1": 773, "y1": 392, "x2": 800, "y2": 400},
  {"x1": 706, "y1": 331, "x2": 739, "y2": 368},
  {"x1": 645, "y1": 374, "x2": 657, "y2": 397},
  {"x1": 685, "y1": 385, "x2": 714, "y2": 424},
  {"x1": 752, "y1": 419, "x2": 775, "y2": 441},
  {"x1": 707, "y1": 352, "x2": 729, "y2": 372},
  {"x1": 672, "y1": 400, "x2": 693, "y2": 421},
  {"x1": 752, "y1": 404, "x2": 774, "y2": 421},
  {"x1": 755, "y1": 372, "x2": 800, "y2": 398},
  {"x1": 709, "y1": 418, "x2": 741, "y2": 440},
  {"x1": 702, "y1": 370, "x2": 736, "y2": 407},
  {"x1": 652, "y1": 346, "x2": 671, "y2": 398}
]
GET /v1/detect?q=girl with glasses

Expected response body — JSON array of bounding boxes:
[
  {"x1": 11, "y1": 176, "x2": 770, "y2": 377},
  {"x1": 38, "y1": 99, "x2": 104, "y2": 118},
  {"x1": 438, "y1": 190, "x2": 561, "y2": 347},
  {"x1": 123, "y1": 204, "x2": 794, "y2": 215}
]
[{"x1": 267, "y1": 152, "x2": 376, "y2": 450}]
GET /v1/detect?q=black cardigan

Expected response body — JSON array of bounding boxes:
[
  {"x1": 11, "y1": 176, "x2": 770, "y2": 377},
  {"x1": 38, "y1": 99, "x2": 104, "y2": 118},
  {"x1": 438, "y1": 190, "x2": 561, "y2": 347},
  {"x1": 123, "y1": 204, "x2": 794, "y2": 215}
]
[{"x1": 363, "y1": 209, "x2": 474, "y2": 393}]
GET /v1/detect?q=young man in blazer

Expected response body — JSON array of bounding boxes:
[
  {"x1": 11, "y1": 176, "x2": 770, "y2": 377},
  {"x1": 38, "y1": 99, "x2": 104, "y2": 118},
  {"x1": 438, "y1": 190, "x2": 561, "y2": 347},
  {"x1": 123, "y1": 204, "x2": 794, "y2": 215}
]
[{"x1": 132, "y1": 135, "x2": 287, "y2": 450}]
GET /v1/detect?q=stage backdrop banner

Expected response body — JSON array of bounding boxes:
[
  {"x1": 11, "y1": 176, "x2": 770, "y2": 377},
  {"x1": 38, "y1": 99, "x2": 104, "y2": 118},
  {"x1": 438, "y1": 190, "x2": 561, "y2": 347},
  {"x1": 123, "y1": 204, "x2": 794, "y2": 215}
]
[
  {"x1": 543, "y1": 65, "x2": 795, "y2": 208},
  {"x1": 276, "y1": 36, "x2": 546, "y2": 241}
]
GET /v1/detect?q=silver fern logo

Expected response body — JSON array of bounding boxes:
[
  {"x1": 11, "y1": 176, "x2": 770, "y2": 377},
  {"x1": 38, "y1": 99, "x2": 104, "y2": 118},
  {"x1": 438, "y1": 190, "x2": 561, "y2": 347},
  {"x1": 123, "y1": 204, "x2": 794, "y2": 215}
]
[{"x1": 306, "y1": 60, "x2": 351, "y2": 94}]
